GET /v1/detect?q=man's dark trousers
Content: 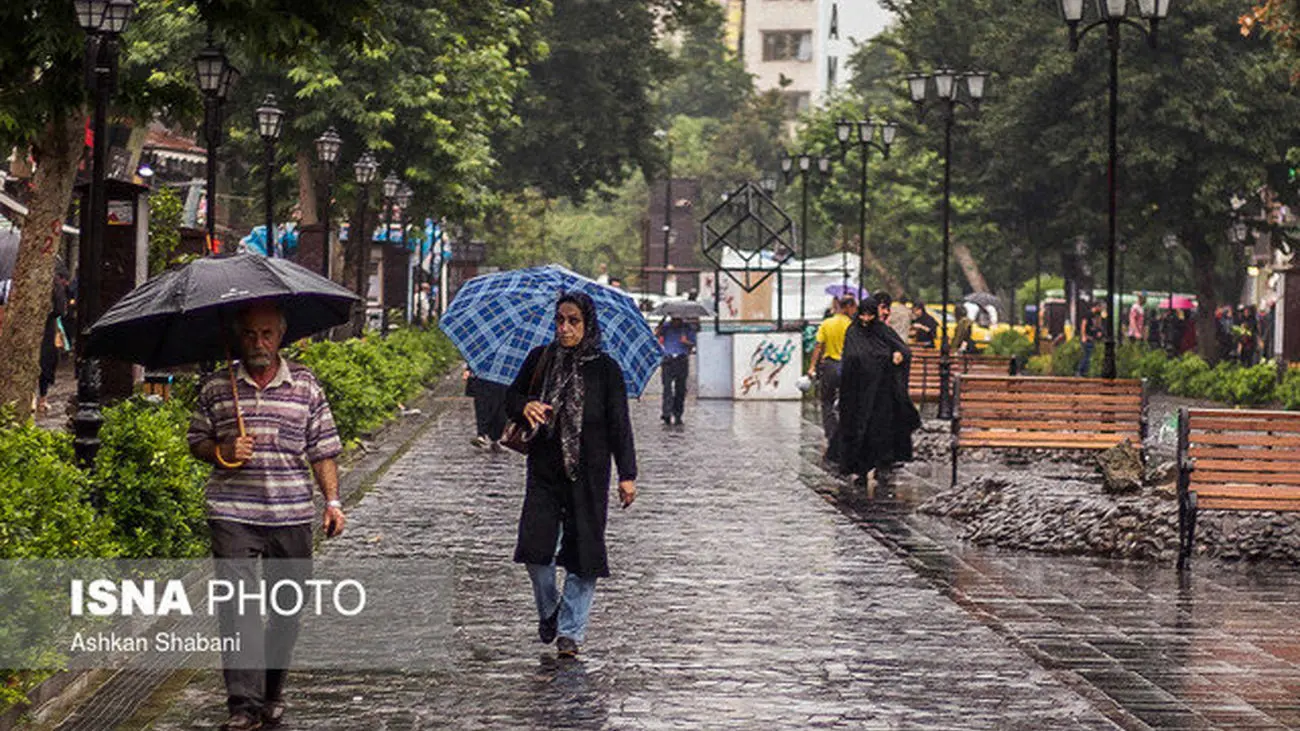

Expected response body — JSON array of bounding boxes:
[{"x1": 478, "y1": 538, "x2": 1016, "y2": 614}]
[
  {"x1": 471, "y1": 378, "x2": 509, "y2": 440},
  {"x1": 818, "y1": 359, "x2": 842, "y2": 461},
  {"x1": 210, "y1": 520, "x2": 313, "y2": 716},
  {"x1": 661, "y1": 354, "x2": 689, "y2": 420}
]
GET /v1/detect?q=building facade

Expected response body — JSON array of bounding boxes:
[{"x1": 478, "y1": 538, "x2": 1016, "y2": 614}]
[{"x1": 731, "y1": 0, "x2": 891, "y2": 113}]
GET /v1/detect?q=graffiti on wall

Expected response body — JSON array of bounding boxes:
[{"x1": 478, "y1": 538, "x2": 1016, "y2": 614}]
[{"x1": 737, "y1": 336, "x2": 796, "y2": 397}]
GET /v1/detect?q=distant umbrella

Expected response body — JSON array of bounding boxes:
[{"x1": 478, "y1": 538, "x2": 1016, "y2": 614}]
[{"x1": 651, "y1": 300, "x2": 713, "y2": 319}]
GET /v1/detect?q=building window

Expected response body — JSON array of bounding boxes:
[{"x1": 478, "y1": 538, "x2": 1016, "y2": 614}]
[
  {"x1": 827, "y1": 56, "x2": 838, "y2": 89},
  {"x1": 829, "y1": 4, "x2": 839, "y2": 39},
  {"x1": 762, "y1": 30, "x2": 813, "y2": 62},
  {"x1": 780, "y1": 91, "x2": 811, "y2": 116}
]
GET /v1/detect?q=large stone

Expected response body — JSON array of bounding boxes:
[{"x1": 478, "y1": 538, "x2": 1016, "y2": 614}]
[{"x1": 1096, "y1": 439, "x2": 1143, "y2": 494}]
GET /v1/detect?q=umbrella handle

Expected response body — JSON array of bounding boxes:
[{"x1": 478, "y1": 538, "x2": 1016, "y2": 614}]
[{"x1": 214, "y1": 355, "x2": 247, "y2": 469}]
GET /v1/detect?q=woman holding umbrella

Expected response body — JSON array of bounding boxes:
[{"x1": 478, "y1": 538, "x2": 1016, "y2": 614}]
[
  {"x1": 506, "y1": 292, "x2": 638, "y2": 660},
  {"x1": 837, "y1": 295, "x2": 921, "y2": 489}
]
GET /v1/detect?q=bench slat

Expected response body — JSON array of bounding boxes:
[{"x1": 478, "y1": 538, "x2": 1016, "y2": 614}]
[
  {"x1": 960, "y1": 418, "x2": 1140, "y2": 432},
  {"x1": 1192, "y1": 471, "x2": 1300, "y2": 487},
  {"x1": 1188, "y1": 417, "x2": 1300, "y2": 434},
  {"x1": 1192, "y1": 458, "x2": 1300, "y2": 473},
  {"x1": 959, "y1": 384, "x2": 1143, "y2": 397},
  {"x1": 1188, "y1": 407, "x2": 1300, "y2": 421},
  {"x1": 960, "y1": 435, "x2": 1133, "y2": 449},
  {"x1": 1189, "y1": 433, "x2": 1300, "y2": 449},
  {"x1": 1188, "y1": 446, "x2": 1300, "y2": 462},
  {"x1": 1196, "y1": 496, "x2": 1300, "y2": 512}
]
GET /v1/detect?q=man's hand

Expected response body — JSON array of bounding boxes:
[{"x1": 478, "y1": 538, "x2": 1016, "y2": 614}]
[
  {"x1": 892, "y1": 351, "x2": 904, "y2": 366},
  {"x1": 220, "y1": 435, "x2": 254, "y2": 465},
  {"x1": 323, "y1": 504, "x2": 346, "y2": 538},
  {"x1": 523, "y1": 400, "x2": 552, "y2": 429},
  {"x1": 618, "y1": 480, "x2": 637, "y2": 509}
]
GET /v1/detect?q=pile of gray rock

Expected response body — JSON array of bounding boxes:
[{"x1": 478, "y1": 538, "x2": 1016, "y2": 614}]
[{"x1": 918, "y1": 446, "x2": 1300, "y2": 564}]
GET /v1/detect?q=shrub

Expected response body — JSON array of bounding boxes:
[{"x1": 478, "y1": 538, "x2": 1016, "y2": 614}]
[
  {"x1": 1128, "y1": 346, "x2": 1169, "y2": 390},
  {"x1": 1050, "y1": 338, "x2": 1083, "y2": 376},
  {"x1": 0, "y1": 422, "x2": 116, "y2": 559},
  {"x1": 1226, "y1": 361, "x2": 1280, "y2": 406},
  {"x1": 988, "y1": 328, "x2": 1034, "y2": 368},
  {"x1": 93, "y1": 397, "x2": 211, "y2": 559},
  {"x1": 1279, "y1": 367, "x2": 1300, "y2": 410},
  {"x1": 1163, "y1": 353, "x2": 1210, "y2": 397},
  {"x1": 1024, "y1": 354, "x2": 1052, "y2": 375}
]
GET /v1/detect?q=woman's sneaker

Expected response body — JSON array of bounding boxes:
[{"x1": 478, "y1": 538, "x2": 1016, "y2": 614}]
[
  {"x1": 556, "y1": 636, "x2": 579, "y2": 658},
  {"x1": 470, "y1": 435, "x2": 490, "y2": 449}
]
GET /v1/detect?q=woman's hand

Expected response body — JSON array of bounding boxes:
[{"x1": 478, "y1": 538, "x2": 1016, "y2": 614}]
[
  {"x1": 523, "y1": 400, "x2": 552, "y2": 429},
  {"x1": 618, "y1": 480, "x2": 637, "y2": 509},
  {"x1": 892, "y1": 351, "x2": 904, "y2": 366}
]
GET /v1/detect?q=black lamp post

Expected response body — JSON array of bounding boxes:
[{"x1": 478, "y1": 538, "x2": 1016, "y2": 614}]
[
  {"x1": 836, "y1": 117, "x2": 897, "y2": 294},
  {"x1": 380, "y1": 172, "x2": 400, "y2": 335},
  {"x1": 1062, "y1": 0, "x2": 1170, "y2": 377},
  {"x1": 72, "y1": 0, "x2": 134, "y2": 467},
  {"x1": 906, "y1": 68, "x2": 988, "y2": 420},
  {"x1": 655, "y1": 128, "x2": 673, "y2": 294},
  {"x1": 194, "y1": 40, "x2": 239, "y2": 253},
  {"x1": 396, "y1": 184, "x2": 413, "y2": 324},
  {"x1": 1163, "y1": 232, "x2": 1177, "y2": 351},
  {"x1": 782, "y1": 152, "x2": 832, "y2": 322},
  {"x1": 351, "y1": 152, "x2": 379, "y2": 311},
  {"x1": 314, "y1": 126, "x2": 342, "y2": 279},
  {"x1": 255, "y1": 94, "x2": 285, "y2": 257}
]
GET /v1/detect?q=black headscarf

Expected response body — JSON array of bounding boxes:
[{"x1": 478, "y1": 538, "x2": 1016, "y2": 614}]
[{"x1": 542, "y1": 292, "x2": 603, "y2": 481}]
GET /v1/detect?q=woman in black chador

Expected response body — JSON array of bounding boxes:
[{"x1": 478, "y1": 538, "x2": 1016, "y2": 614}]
[
  {"x1": 506, "y1": 292, "x2": 638, "y2": 659},
  {"x1": 837, "y1": 295, "x2": 921, "y2": 486}
]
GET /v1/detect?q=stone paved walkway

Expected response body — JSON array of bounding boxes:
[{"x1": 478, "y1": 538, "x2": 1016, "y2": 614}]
[{"x1": 146, "y1": 396, "x2": 1117, "y2": 730}]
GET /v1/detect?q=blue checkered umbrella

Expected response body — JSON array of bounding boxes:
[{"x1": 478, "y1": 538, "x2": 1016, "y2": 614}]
[{"x1": 439, "y1": 265, "x2": 662, "y2": 397}]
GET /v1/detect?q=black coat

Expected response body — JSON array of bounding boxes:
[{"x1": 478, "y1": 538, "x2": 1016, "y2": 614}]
[
  {"x1": 506, "y1": 346, "x2": 637, "y2": 578},
  {"x1": 838, "y1": 321, "x2": 920, "y2": 476}
]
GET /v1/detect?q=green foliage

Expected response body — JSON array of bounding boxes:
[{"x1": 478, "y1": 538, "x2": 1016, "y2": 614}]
[
  {"x1": 1163, "y1": 353, "x2": 1211, "y2": 397},
  {"x1": 988, "y1": 328, "x2": 1034, "y2": 371},
  {"x1": 148, "y1": 186, "x2": 185, "y2": 276},
  {"x1": 1016, "y1": 275, "x2": 1065, "y2": 314},
  {"x1": 1279, "y1": 367, "x2": 1300, "y2": 410},
  {"x1": 1024, "y1": 353, "x2": 1051, "y2": 375},
  {"x1": 1226, "y1": 361, "x2": 1281, "y2": 406},
  {"x1": 93, "y1": 397, "x2": 211, "y2": 559},
  {"x1": 1049, "y1": 338, "x2": 1083, "y2": 377},
  {"x1": 0, "y1": 423, "x2": 116, "y2": 560},
  {"x1": 1126, "y1": 345, "x2": 1169, "y2": 391},
  {"x1": 290, "y1": 327, "x2": 458, "y2": 443}
]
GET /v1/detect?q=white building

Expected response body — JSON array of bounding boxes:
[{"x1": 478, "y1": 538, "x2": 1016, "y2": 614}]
[{"x1": 729, "y1": 0, "x2": 892, "y2": 114}]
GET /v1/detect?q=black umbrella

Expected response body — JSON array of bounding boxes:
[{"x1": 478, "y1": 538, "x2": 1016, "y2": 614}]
[
  {"x1": 86, "y1": 253, "x2": 359, "y2": 368},
  {"x1": 650, "y1": 300, "x2": 713, "y2": 319}
]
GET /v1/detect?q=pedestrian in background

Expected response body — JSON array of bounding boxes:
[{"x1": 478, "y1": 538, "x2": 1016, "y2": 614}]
[
  {"x1": 465, "y1": 368, "x2": 508, "y2": 450},
  {"x1": 1127, "y1": 294, "x2": 1146, "y2": 342},
  {"x1": 37, "y1": 259, "x2": 71, "y2": 414},
  {"x1": 838, "y1": 295, "x2": 920, "y2": 489},
  {"x1": 909, "y1": 302, "x2": 938, "y2": 349},
  {"x1": 807, "y1": 295, "x2": 854, "y2": 463},
  {"x1": 1076, "y1": 301, "x2": 1102, "y2": 376},
  {"x1": 506, "y1": 292, "x2": 637, "y2": 660},
  {"x1": 655, "y1": 315, "x2": 695, "y2": 425},
  {"x1": 954, "y1": 307, "x2": 976, "y2": 355},
  {"x1": 886, "y1": 293, "x2": 912, "y2": 344}
]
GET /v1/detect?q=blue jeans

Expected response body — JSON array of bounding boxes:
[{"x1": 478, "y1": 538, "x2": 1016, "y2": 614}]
[
  {"x1": 1077, "y1": 341, "x2": 1095, "y2": 376},
  {"x1": 526, "y1": 528, "x2": 597, "y2": 643}
]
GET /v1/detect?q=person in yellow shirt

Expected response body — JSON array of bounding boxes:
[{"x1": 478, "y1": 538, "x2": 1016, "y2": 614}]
[{"x1": 807, "y1": 295, "x2": 856, "y2": 462}]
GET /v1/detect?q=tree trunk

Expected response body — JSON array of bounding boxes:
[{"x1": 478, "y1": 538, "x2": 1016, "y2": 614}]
[
  {"x1": 346, "y1": 199, "x2": 370, "y2": 338},
  {"x1": 856, "y1": 236, "x2": 906, "y2": 299},
  {"x1": 0, "y1": 112, "x2": 85, "y2": 420},
  {"x1": 1184, "y1": 230, "x2": 1220, "y2": 363},
  {"x1": 296, "y1": 149, "x2": 318, "y2": 226},
  {"x1": 952, "y1": 240, "x2": 990, "y2": 293}
]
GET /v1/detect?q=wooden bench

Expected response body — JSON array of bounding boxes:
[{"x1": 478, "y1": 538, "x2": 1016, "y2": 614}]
[
  {"x1": 909, "y1": 351, "x2": 1015, "y2": 404},
  {"x1": 1176, "y1": 407, "x2": 1300, "y2": 566},
  {"x1": 951, "y1": 375, "x2": 1147, "y2": 487}
]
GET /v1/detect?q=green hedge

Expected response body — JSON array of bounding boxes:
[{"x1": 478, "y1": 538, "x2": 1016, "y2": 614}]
[
  {"x1": 289, "y1": 327, "x2": 459, "y2": 444},
  {"x1": 1024, "y1": 340, "x2": 1295, "y2": 409}
]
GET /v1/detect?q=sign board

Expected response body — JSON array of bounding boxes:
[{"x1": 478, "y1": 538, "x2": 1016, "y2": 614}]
[{"x1": 732, "y1": 332, "x2": 800, "y2": 400}]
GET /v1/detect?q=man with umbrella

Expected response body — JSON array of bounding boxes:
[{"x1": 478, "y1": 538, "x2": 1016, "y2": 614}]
[
  {"x1": 87, "y1": 254, "x2": 360, "y2": 731},
  {"x1": 187, "y1": 300, "x2": 345, "y2": 730}
]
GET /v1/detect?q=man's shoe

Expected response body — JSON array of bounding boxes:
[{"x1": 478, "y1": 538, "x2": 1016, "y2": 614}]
[
  {"x1": 261, "y1": 701, "x2": 286, "y2": 728},
  {"x1": 538, "y1": 605, "x2": 559, "y2": 644},
  {"x1": 471, "y1": 435, "x2": 490, "y2": 449},
  {"x1": 220, "y1": 711, "x2": 263, "y2": 731},
  {"x1": 661, "y1": 415, "x2": 671, "y2": 425},
  {"x1": 672, "y1": 414, "x2": 683, "y2": 425},
  {"x1": 556, "y1": 636, "x2": 579, "y2": 658}
]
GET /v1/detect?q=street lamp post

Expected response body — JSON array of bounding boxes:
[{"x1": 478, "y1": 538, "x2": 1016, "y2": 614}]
[
  {"x1": 314, "y1": 127, "x2": 342, "y2": 279},
  {"x1": 194, "y1": 40, "x2": 239, "y2": 253},
  {"x1": 836, "y1": 117, "x2": 898, "y2": 294},
  {"x1": 255, "y1": 94, "x2": 285, "y2": 257},
  {"x1": 782, "y1": 152, "x2": 832, "y2": 322},
  {"x1": 906, "y1": 68, "x2": 988, "y2": 419},
  {"x1": 1061, "y1": 0, "x2": 1170, "y2": 377},
  {"x1": 73, "y1": 0, "x2": 134, "y2": 467},
  {"x1": 351, "y1": 152, "x2": 379, "y2": 335},
  {"x1": 655, "y1": 129, "x2": 673, "y2": 295},
  {"x1": 380, "y1": 173, "x2": 400, "y2": 336},
  {"x1": 396, "y1": 184, "x2": 413, "y2": 324},
  {"x1": 1163, "y1": 233, "x2": 1177, "y2": 351}
]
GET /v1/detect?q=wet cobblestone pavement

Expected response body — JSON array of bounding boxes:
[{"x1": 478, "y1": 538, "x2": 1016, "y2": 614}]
[{"x1": 145, "y1": 396, "x2": 1120, "y2": 730}]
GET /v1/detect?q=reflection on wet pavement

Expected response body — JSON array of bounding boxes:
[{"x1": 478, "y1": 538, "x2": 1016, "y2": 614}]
[{"x1": 812, "y1": 406, "x2": 1300, "y2": 730}]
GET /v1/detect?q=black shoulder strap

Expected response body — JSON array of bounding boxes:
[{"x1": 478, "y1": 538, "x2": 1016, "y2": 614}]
[{"x1": 528, "y1": 347, "x2": 550, "y2": 398}]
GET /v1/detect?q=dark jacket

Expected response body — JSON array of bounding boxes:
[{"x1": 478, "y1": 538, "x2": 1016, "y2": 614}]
[{"x1": 506, "y1": 345, "x2": 637, "y2": 578}]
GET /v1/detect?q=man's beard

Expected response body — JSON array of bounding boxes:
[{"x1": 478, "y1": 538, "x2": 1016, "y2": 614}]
[{"x1": 246, "y1": 352, "x2": 273, "y2": 369}]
